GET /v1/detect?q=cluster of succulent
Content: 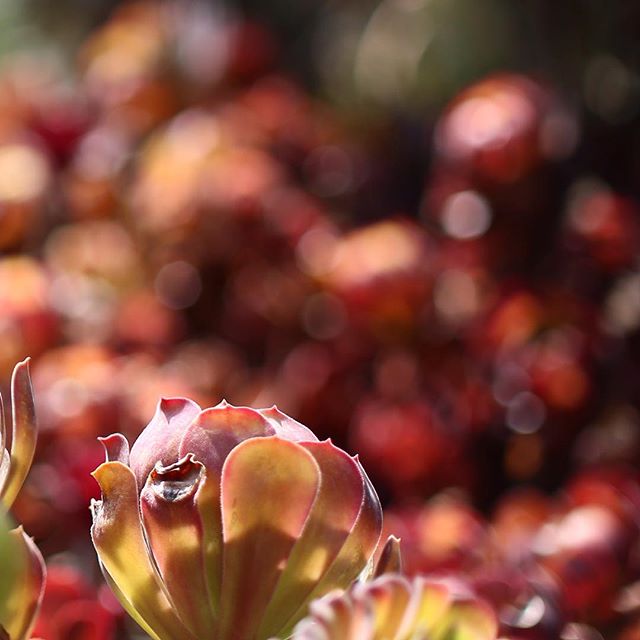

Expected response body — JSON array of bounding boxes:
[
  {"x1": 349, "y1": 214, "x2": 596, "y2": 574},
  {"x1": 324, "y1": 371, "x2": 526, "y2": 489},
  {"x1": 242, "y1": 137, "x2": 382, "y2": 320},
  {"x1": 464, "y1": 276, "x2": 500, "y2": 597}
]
[
  {"x1": 0, "y1": 0, "x2": 640, "y2": 639},
  {"x1": 1, "y1": 366, "x2": 495, "y2": 639}
]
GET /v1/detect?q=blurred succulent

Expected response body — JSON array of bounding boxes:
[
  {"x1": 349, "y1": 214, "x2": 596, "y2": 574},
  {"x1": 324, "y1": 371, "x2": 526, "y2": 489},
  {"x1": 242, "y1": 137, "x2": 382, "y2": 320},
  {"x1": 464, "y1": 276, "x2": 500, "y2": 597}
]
[
  {"x1": 91, "y1": 399, "x2": 383, "y2": 640},
  {"x1": 0, "y1": 259, "x2": 59, "y2": 377},
  {"x1": 0, "y1": 359, "x2": 46, "y2": 640},
  {"x1": 31, "y1": 562, "x2": 123, "y2": 640},
  {"x1": 314, "y1": 219, "x2": 432, "y2": 336},
  {"x1": 291, "y1": 573, "x2": 498, "y2": 640}
]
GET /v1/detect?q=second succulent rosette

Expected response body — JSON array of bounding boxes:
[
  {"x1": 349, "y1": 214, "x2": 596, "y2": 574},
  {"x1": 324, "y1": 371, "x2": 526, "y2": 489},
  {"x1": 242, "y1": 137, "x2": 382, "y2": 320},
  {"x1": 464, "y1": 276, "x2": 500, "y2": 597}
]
[
  {"x1": 291, "y1": 574, "x2": 498, "y2": 640},
  {"x1": 0, "y1": 359, "x2": 46, "y2": 640},
  {"x1": 91, "y1": 399, "x2": 383, "y2": 640}
]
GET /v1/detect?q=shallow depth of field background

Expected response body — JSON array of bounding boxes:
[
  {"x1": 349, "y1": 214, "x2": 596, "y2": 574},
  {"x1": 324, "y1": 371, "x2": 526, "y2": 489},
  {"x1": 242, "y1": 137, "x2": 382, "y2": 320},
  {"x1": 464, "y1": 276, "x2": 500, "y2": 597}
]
[{"x1": 2, "y1": 1, "x2": 640, "y2": 638}]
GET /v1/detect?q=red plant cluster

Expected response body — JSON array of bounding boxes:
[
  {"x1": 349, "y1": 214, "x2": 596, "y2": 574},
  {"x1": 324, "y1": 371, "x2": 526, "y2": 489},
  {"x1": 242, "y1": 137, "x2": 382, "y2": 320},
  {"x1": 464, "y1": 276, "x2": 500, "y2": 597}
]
[
  {"x1": 0, "y1": 1, "x2": 639, "y2": 638},
  {"x1": 386, "y1": 466, "x2": 640, "y2": 638}
]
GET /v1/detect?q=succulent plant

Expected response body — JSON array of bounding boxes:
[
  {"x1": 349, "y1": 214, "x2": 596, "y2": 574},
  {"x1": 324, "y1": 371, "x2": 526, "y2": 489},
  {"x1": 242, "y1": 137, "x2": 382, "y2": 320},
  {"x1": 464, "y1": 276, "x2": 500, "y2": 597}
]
[
  {"x1": 291, "y1": 574, "x2": 498, "y2": 640},
  {"x1": 90, "y1": 399, "x2": 383, "y2": 640},
  {"x1": 0, "y1": 359, "x2": 46, "y2": 640}
]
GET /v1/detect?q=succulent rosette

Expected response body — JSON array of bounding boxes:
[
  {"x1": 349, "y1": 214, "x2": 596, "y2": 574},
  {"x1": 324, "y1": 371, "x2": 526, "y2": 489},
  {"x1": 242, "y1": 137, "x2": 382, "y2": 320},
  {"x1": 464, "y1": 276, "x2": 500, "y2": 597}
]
[
  {"x1": 0, "y1": 359, "x2": 46, "y2": 640},
  {"x1": 90, "y1": 399, "x2": 383, "y2": 640},
  {"x1": 291, "y1": 574, "x2": 498, "y2": 640}
]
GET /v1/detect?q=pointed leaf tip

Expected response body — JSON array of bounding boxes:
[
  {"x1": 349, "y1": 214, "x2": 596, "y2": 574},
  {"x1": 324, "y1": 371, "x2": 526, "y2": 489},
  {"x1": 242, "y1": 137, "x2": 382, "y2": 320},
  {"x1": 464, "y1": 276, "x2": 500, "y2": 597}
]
[
  {"x1": 1, "y1": 358, "x2": 37, "y2": 508},
  {"x1": 159, "y1": 397, "x2": 201, "y2": 419},
  {"x1": 98, "y1": 434, "x2": 130, "y2": 465},
  {"x1": 258, "y1": 407, "x2": 319, "y2": 442},
  {"x1": 373, "y1": 535, "x2": 403, "y2": 578}
]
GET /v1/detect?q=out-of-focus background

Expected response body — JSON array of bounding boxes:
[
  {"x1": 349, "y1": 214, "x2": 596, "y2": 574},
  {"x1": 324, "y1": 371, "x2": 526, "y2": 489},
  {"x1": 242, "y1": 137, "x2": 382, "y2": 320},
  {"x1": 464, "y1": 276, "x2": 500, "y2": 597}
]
[{"x1": 3, "y1": 1, "x2": 640, "y2": 638}]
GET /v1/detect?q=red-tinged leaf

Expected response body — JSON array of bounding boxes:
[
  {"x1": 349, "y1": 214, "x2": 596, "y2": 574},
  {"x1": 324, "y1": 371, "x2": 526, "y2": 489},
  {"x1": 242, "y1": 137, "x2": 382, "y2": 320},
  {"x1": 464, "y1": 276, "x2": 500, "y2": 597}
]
[
  {"x1": 0, "y1": 527, "x2": 45, "y2": 640},
  {"x1": 177, "y1": 403, "x2": 275, "y2": 616},
  {"x1": 140, "y1": 454, "x2": 216, "y2": 638},
  {"x1": 259, "y1": 440, "x2": 365, "y2": 638},
  {"x1": 215, "y1": 437, "x2": 321, "y2": 640},
  {"x1": 283, "y1": 464, "x2": 383, "y2": 630},
  {"x1": 1, "y1": 359, "x2": 37, "y2": 508},
  {"x1": 177, "y1": 401, "x2": 277, "y2": 615},
  {"x1": 129, "y1": 398, "x2": 201, "y2": 490},
  {"x1": 178, "y1": 402, "x2": 273, "y2": 471},
  {"x1": 91, "y1": 461, "x2": 197, "y2": 640}
]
